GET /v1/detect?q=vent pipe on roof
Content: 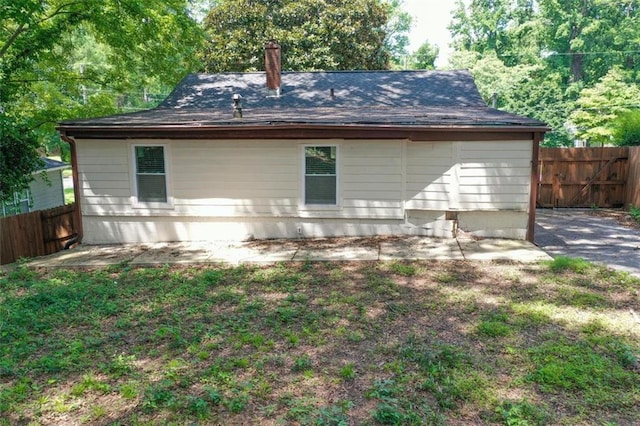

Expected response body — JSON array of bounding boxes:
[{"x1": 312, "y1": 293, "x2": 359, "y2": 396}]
[
  {"x1": 232, "y1": 94, "x2": 242, "y2": 118},
  {"x1": 265, "y1": 41, "x2": 281, "y2": 97}
]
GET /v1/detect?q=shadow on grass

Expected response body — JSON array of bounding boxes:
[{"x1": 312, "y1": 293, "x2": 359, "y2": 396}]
[{"x1": 0, "y1": 258, "x2": 638, "y2": 425}]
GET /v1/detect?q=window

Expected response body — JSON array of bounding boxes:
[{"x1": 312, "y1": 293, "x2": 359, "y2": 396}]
[
  {"x1": 304, "y1": 146, "x2": 337, "y2": 205},
  {"x1": 134, "y1": 146, "x2": 167, "y2": 203},
  {"x1": 1, "y1": 189, "x2": 31, "y2": 217}
]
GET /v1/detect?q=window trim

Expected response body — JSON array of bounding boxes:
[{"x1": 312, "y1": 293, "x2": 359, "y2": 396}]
[
  {"x1": 131, "y1": 143, "x2": 173, "y2": 209},
  {"x1": 1, "y1": 189, "x2": 31, "y2": 217},
  {"x1": 300, "y1": 144, "x2": 340, "y2": 210}
]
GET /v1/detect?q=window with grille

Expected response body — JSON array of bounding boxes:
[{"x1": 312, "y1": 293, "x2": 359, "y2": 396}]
[
  {"x1": 304, "y1": 146, "x2": 337, "y2": 205},
  {"x1": 135, "y1": 146, "x2": 167, "y2": 203}
]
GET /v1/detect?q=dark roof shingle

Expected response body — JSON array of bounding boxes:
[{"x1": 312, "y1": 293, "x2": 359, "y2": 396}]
[{"x1": 59, "y1": 70, "x2": 547, "y2": 131}]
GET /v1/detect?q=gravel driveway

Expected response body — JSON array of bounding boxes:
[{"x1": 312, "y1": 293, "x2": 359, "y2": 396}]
[{"x1": 535, "y1": 209, "x2": 640, "y2": 278}]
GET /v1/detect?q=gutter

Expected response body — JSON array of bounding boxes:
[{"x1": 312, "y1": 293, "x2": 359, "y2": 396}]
[
  {"x1": 56, "y1": 123, "x2": 551, "y2": 141},
  {"x1": 526, "y1": 132, "x2": 543, "y2": 243},
  {"x1": 59, "y1": 132, "x2": 83, "y2": 245}
]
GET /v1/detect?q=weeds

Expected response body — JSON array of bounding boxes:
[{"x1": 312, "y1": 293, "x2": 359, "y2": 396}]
[{"x1": 0, "y1": 259, "x2": 638, "y2": 424}]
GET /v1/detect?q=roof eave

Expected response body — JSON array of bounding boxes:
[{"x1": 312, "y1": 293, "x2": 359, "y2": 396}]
[{"x1": 57, "y1": 123, "x2": 550, "y2": 141}]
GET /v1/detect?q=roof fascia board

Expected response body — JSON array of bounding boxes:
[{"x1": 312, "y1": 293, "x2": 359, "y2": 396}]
[{"x1": 58, "y1": 124, "x2": 549, "y2": 141}]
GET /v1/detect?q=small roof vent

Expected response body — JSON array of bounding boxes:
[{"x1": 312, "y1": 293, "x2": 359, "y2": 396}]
[{"x1": 232, "y1": 94, "x2": 242, "y2": 118}]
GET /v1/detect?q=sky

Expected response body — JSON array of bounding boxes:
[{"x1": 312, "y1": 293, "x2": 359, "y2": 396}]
[{"x1": 403, "y1": 0, "x2": 459, "y2": 67}]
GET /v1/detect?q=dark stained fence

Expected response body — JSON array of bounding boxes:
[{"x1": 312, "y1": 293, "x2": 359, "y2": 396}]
[
  {"x1": 0, "y1": 203, "x2": 77, "y2": 265},
  {"x1": 626, "y1": 146, "x2": 640, "y2": 209},
  {"x1": 538, "y1": 147, "x2": 629, "y2": 208}
]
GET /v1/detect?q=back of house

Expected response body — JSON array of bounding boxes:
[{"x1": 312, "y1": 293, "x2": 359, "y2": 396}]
[{"x1": 57, "y1": 44, "x2": 547, "y2": 244}]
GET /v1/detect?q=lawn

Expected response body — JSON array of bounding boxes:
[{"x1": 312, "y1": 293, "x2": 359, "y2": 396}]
[{"x1": 1, "y1": 258, "x2": 638, "y2": 425}]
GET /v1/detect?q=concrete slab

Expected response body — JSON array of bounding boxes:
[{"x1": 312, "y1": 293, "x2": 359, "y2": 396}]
[
  {"x1": 12, "y1": 234, "x2": 552, "y2": 270},
  {"x1": 130, "y1": 242, "x2": 215, "y2": 265},
  {"x1": 459, "y1": 238, "x2": 552, "y2": 262},
  {"x1": 225, "y1": 240, "x2": 298, "y2": 264},
  {"x1": 28, "y1": 244, "x2": 144, "y2": 268},
  {"x1": 379, "y1": 237, "x2": 463, "y2": 260},
  {"x1": 294, "y1": 246, "x2": 378, "y2": 261}
]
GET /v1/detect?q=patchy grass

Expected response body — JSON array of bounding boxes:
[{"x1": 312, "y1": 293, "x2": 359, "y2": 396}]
[
  {"x1": 63, "y1": 187, "x2": 74, "y2": 204},
  {"x1": 0, "y1": 259, "x2": 638, "y2": 425}
]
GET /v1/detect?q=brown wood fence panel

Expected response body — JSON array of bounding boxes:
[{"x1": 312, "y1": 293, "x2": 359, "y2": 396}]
[
  {"x1": 0, "y1": 203, "x2": 76, "y2": 265},
  {"x1": 538, "y1": 147, "x2": 629, "y2": 208},
  {"x1": 626, "y1": 146, "x2": 640, "y2": 208}
]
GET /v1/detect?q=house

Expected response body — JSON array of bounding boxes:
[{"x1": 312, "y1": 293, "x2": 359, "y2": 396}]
[
  {"x1": 57, "y1": 44, "x2": 547, "y2": 244},
  {"x1": 2, "y1": 157, "x2": 69, "y2": 217}
]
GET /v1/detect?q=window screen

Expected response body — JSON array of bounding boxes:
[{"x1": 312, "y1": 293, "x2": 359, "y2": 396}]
[
  {"x1": 305, "y1": 146, "x2": 336, "y2": 205},
  {"x1": 135, "y1": 146, "x2": 167, "y2": 203}
]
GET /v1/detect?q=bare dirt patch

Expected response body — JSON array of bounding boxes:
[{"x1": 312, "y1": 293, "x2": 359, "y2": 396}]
[{"x1": 1, "y1": 259, "x2": 638, "y2": 425}]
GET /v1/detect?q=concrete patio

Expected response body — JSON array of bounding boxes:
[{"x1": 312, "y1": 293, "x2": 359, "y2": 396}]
[{"x1": 19, "y1": 235, "x2": 551, "y2": 269}]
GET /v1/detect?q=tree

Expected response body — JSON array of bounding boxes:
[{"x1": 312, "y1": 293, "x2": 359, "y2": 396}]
[
  {"x1": 569, "y1": 68, "x2": 640, "y2": 145},
  {"x1": 0, "y1": 116, "x2": 43, "y2": 203},
  {"x1": 613, "y1": 110, "x2": 640, "y2": 146},
  {"x1": 384, "y1": 0, "x2": 413, "y2": 66},
  {"x1": 538, "y1": 0, "x2": 640, "y2": 85},
  {"x1": 447, "y1": 0, "x2": 640, "y2": 146},
  {"x1": 0, "y1": 0, "x2": 203, "y2": 199},
  {"x1": 412, "y1": 40, "x2": 439, "y2": 70},
  {"x1": 200, "y1": 0, "x2": 396, "y2": 71},
  {"x1": 448, "y1": 50, "x2": 574, "y2": 145}
]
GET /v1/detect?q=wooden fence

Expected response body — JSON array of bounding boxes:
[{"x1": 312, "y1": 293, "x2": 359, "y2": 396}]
[
  {"x1": 0, "y1": 203, "x2": 77, "y2": 265},
  {"x1": 626, "y1": 146, "x2": 640, "y2": 208},
  {"x1": 538, "y1": 147, "x2": 629, "y2": 208}
]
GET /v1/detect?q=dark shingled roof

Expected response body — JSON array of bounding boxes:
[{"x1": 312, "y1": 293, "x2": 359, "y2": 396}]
[
  {"x1": 58, "y1": 70, "x2": 547, "y2": 130},
  {"x1": 161, "y1": 70, "x2": 487, "y2": 109},
  {"x1": 38, "y1": 157, "x2": 68, "y2": 171}
]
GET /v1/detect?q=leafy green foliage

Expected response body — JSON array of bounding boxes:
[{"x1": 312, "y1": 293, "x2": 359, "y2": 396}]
[
  {"x1": 570, "y1": 68, "x2": 640, "y2": 145},
  {"x1": 0, "y1": 0, "x2": 203, "y2": 184},
  {"x1": 448, "y1": 1, "x2": 640, "y2": 147},
  {"x1": 0, "y1": 116, "x2": 43, "y2": 203},
  {"x1": 201, "y1": 0, "x2": 395, "y2": 71},
  {"x1": 383, "y1": 0, "x2": 413, "y2": 66},
  {"x1": 411, "y1": 40, "x2": 439, "y2": 70},
  {"x1": 613, "y1": 109, "x2": 640, "y2": 146}
]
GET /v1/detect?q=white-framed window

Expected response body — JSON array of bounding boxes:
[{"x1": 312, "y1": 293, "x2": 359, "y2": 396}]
[
  {"x1": 1, "y1": 189, "x2": 31, "y2": 217},
  {"x1": 133, "y1": 145, "x2": 169, "y2": 205},
  {"x1": 304, "y1": 145, "x2": 337, "y2": 205}
]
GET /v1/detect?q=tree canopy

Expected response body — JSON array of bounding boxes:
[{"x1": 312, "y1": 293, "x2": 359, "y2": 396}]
[
  {"x1": 448, "y1": 0, "x2": 640, "y2": 146},
  {"x1": 0, "y1": 0, "x2": 203, "y2": 202},
  {"x1": 200, "y1": 0, "x2": 397, "y2": 71}
]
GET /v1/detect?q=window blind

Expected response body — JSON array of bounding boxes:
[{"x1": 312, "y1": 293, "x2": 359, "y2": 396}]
[
  {"x1": 135, "y1": 146, "x2": 167, "y2": 203},
  {"x1": 305, "y1": 146, "x2": 336, "y2": 205}
]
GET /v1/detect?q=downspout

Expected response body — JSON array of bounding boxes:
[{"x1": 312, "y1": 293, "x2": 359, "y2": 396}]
[
  {"x1": 527, "y1": 132, "x2": 542, "y2": 243},
  {"x1": 60, "y1": 132, "x2": 83, "y2": 245}
]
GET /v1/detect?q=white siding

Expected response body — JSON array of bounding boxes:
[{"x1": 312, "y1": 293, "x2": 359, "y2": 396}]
[
  {"x1": 339, "y1": 140, "x2": 403, "y2": 219},
  {"x1": 457, "y1": 141, "x2": 532, "y2": 210},
  {"x1": 172, "y1": 140, "x2": 299, "y2": 216},
  {"x1": 30, "y1": 170, "x2": 65, "y2": 211},
  {"x1": 75, "y1": 137, "x2": 533, "y2": 243},
  {"x1": 405, "y1": 142, "x2": 455, "y2": 210},
  {"x1": 77, "y1": 140, "x2": 131, "y2": 214},
  {"x1": 405, "y1": 140, "x2": 532, "y2": 211},
  {"x1": 76, "y1": 138, "x2": 405, "y2": 220}
]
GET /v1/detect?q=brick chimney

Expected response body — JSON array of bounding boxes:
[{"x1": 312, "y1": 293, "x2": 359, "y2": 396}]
[{"x1": 265, "y1": 41, "x2": 281, "y2": 97}]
